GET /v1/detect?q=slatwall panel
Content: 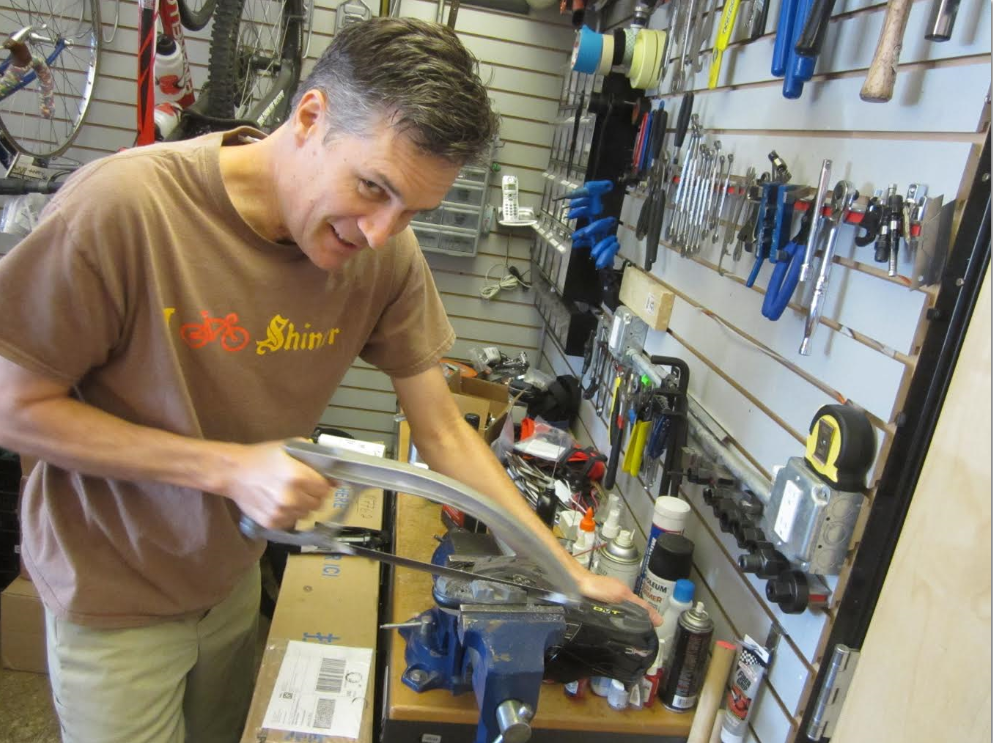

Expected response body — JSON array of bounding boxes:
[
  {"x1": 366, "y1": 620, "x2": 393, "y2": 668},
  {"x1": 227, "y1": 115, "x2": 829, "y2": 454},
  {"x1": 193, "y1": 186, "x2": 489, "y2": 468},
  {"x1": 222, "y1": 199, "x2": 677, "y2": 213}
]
[
  {"x1": 326, "y1": 0, "x2": 573, "y2": 442},
  {"x1": 538, "y1": 2, "x2": 990, "y2": 741},
  {"x1": 33, "y1": 0, "x2": 571, "y2": 445}
]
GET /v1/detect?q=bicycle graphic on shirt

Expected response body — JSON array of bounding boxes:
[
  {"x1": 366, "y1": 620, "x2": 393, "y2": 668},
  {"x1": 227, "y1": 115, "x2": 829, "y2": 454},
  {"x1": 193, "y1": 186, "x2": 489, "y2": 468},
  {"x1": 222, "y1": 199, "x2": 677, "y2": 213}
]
[{"x1": 180, "y1": 310, "x2": 250, "y2": 352}]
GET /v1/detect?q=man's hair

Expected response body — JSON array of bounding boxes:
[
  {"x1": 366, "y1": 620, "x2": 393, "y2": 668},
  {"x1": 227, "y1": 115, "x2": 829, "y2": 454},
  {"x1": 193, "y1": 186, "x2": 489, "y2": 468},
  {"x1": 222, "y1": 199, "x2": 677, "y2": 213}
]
[{"x1": 292, "y1": 18, "x2": 499, "y2": 165}]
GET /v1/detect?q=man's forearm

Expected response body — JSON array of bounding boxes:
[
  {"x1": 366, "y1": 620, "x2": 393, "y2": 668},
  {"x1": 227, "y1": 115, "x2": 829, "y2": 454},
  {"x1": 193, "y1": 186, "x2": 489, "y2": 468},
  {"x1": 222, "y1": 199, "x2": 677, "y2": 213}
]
[
  {"x1": 0, "y1": 394, "x2": 237, "y2": 493},
  {"x1": 411, "y1": 419, "x2": 585, "y2": 579}
]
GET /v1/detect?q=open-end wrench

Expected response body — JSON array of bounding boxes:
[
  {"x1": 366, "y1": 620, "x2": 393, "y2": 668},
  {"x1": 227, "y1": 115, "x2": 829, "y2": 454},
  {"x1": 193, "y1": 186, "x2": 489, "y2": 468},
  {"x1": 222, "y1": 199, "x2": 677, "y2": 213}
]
[
  {"x1": 711, "y1": 153, "x2": 734, "y2": 236},
  {"x1": 667, "y1": 123, "x2": 701, "y2": 242},
  {"x1": 684, "y1": 148, "x2": 712, "y2": 254},
  {"x1": 676, "y1": 144, "x2": 707, "y2": 252}
]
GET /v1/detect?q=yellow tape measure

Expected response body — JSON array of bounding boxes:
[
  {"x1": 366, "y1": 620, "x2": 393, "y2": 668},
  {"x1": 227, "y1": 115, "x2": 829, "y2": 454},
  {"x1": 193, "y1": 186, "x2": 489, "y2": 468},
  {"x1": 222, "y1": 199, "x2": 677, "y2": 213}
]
[{"x1": 804, "y1": 405, "x2": 875, "y2": 490}]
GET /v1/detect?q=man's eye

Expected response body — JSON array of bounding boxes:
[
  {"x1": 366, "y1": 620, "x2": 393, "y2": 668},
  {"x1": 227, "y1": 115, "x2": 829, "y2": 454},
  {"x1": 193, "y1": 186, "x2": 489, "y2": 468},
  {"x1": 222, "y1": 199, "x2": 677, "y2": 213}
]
[{"x1": 360, "y1": 179, "x2": 384, "y2": 195}]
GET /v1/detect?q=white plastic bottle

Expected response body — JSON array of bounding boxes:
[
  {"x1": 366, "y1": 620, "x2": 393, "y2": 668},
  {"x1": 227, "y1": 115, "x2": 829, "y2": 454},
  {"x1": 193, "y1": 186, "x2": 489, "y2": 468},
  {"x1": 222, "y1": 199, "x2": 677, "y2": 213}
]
[
  {"x1": 572, "y1": 507, "x2": 596, "y2": 569},
  {"x1": 153, "y1": 34, "x2": 188, "y2": 104}
]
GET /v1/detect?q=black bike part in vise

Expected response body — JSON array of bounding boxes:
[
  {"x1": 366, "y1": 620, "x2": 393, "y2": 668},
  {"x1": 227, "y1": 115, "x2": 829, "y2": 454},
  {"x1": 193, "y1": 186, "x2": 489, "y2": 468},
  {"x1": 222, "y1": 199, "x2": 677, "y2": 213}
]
[{"x1": 428, "y1": 532, "x2": 658, "y2": 685}]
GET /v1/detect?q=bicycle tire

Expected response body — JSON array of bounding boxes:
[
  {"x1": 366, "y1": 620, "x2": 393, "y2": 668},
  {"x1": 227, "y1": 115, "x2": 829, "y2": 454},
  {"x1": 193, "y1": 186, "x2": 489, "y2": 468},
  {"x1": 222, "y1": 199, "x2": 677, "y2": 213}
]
[
  {"x1": 0, "y1": 0, "x2": 101, "y2": 158},
  {"x1": 205, "y1": 0, "x2": 303, "y2": 128},
  {"x1": 177, "y1": 0, "x2": 218, "y2": 31}
]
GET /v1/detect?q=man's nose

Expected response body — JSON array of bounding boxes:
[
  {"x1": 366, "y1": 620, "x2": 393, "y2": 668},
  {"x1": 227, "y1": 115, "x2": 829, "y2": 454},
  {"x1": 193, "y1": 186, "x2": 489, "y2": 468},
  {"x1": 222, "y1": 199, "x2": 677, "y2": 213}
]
[{"x1": 358, "y1": 207, "x2": 406, "y2": 250}]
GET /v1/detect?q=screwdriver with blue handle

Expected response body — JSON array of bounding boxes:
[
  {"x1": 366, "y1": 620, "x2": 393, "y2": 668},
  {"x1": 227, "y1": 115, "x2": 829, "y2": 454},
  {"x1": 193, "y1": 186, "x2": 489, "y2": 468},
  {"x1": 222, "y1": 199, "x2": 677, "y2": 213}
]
[{"x1": 556, "y1": 180, "x2": 614, "y2": 220}]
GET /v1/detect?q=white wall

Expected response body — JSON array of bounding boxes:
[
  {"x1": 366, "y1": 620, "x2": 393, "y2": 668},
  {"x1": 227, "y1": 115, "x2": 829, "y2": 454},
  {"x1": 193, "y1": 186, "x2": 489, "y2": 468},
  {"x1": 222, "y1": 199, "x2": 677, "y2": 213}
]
[{"x1": 539, "y1": 1, "x2": 990, "y2": 740}]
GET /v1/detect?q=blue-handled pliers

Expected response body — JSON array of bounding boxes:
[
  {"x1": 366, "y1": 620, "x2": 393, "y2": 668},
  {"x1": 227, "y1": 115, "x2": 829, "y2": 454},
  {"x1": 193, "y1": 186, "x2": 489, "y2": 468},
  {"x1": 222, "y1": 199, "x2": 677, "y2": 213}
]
[{"x1": 762, "y1": 208, "x2": 813, "y2": 320}]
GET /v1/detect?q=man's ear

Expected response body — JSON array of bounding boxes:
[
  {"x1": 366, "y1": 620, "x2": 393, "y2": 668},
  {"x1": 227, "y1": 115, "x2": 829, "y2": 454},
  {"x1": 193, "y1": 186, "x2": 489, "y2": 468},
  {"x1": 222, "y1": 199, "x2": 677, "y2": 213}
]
[{"x1": 290, "y1": 89, "x2": 327, "y2": 144}]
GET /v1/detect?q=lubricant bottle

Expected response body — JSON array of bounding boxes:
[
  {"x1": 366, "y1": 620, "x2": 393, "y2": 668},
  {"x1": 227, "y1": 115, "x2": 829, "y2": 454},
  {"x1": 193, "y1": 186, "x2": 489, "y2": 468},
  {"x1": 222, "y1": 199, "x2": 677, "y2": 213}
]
[
  {"x1": 572, "y1": 507, "x2": 596, "y2": 568},
  {"x1": 635, "y1": 496, "x2": 691, "y2": 592},
  {"x1": 640, "y1": 532, "x2": 694, "y2": 615}
]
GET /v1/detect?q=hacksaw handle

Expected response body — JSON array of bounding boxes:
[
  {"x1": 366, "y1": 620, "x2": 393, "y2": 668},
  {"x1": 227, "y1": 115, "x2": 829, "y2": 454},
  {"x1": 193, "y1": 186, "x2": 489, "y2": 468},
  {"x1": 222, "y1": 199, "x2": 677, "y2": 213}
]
[{"x1": 860, "y1": 0, "x2": 913, "y2": 102}]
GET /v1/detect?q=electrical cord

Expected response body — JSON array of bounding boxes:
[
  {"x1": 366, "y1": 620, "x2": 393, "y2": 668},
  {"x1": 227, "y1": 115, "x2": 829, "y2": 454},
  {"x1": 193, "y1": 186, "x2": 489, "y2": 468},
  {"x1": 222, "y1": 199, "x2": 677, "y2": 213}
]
[{"x1": 480, "y1": 233, "x2": 533, "y2": 300}]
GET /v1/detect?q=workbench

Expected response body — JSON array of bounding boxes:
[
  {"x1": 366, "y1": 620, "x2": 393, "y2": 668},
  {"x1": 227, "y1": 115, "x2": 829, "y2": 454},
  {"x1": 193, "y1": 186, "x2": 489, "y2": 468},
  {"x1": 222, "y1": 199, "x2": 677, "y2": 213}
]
[{"x1": 380, "y1": 425, "x2": 693, "y2": 742}]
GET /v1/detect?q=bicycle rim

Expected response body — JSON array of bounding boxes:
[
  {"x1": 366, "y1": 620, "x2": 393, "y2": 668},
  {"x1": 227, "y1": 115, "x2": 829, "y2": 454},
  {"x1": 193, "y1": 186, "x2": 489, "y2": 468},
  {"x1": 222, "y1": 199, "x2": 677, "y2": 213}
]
[
  {"x1": 206, "y1": 0, "x2": 302, "y2": 130},
  {"x1": 177, "y1": 0, "x2": 217, "y2": 31},
  {"x1": 0, "y1": 0, "x2": 100, "y2": 159}
]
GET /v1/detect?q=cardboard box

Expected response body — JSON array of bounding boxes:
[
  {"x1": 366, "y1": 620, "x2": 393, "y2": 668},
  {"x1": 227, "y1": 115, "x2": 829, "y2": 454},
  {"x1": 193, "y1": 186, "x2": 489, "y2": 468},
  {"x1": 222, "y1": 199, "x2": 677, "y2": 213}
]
[
  {"x1": 1, "y1": 576, "x2": 47, "y2": 674},
  {"x1": 241, "y1": 488, "x2": 383, "y2": 743},
  {"x1": 446, "y1": 374, "x2": 514, "y2": 444}
]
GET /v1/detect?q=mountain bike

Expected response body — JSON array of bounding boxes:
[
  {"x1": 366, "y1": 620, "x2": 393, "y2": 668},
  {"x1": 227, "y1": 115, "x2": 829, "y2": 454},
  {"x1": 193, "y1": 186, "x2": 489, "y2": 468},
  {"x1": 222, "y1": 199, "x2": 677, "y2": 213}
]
[
  {"x1": 0, "y1": 0, "x2": 100, "y2": 159},
  {"x1": 168, "y1": 0, "x2": 308, "y2": 141}
]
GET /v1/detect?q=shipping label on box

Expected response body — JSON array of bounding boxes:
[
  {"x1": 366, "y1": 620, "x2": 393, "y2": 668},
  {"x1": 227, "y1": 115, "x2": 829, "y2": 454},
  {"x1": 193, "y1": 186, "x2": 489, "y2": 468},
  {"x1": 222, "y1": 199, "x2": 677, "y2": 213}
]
[{"x1": 241, "y1": 553, "x2": 381, "y2": 743}]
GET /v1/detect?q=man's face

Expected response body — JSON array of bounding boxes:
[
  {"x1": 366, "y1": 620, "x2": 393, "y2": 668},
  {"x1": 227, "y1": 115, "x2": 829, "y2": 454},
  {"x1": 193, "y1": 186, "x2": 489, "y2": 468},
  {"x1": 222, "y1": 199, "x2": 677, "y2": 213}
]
[{"x1": 281, "y1": 106, "x2": 462, "y2": 271}]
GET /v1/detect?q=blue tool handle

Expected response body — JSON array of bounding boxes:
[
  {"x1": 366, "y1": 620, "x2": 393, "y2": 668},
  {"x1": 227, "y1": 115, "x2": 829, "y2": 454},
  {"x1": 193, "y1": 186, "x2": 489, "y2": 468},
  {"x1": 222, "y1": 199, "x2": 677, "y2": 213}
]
[
  {"x1": 783, "y1": 52, "x2": 806, "y2": 98},
  {"x1": 746, "y1": 255, "x2": 764, "y2": 288},
  {"x1": 584, "y1": 180, "x2": 614, "y2": 195},
  {"x1": 762, "y1": 245, "x2": 804, "y2": 319},
  {"x1": 772, "y1": 0, "x2": 800, "y2": 76}
]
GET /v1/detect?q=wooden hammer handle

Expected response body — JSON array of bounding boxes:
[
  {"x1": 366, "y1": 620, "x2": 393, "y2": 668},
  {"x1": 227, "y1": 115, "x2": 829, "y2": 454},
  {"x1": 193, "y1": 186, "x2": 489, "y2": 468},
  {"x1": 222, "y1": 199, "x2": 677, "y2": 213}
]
[{"x1": 860, "y1": 0, "x2": 913, "y2": 102}]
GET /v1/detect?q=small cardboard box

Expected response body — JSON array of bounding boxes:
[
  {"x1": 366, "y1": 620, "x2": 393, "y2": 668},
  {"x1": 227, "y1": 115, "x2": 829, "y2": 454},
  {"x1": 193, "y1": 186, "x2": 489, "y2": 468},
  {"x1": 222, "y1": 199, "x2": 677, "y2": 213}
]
[
  {"x1": 1, "y1": 576, "x2": 47, "y2": 674},
  {"x1": 446, "y1": 374, "x2": 513, "y2": 444},
  {"x1": 241, "y1": 486, "x2": 383, "y2": 743}
]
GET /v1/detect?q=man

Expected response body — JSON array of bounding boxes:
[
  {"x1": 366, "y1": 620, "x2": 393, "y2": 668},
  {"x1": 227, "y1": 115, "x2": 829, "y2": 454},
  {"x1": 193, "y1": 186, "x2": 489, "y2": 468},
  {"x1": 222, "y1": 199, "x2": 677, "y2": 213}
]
[{"x1": 0, "y1": 17, "x2": 656, "y2": 743}]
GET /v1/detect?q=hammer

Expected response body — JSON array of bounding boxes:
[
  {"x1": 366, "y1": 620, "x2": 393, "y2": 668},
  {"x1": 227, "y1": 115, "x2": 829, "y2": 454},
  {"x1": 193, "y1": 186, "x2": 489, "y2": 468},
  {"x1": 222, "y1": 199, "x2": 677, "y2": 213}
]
[{"x1": 860, "y1": 0, "x2": 913, "y2": 102}]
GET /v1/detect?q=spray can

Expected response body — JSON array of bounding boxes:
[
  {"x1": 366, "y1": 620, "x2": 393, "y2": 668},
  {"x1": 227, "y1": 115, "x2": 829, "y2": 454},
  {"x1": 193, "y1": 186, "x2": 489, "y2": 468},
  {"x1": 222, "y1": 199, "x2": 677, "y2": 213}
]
[
  {"x1": 591, "y1": 505, "x2": 621, "y2": 571},
  {"x1": 635, "y1": 496, "x2": 690, "y2": 592},
  {"x1": 660, "y1": 602, "x2": 714, "y2": 712},
  {"x1": 720, "y1": 636, "x2": 771, "y2": 743},
  {"x1": 639, "y1": 533, "x2": 694, "y2": 615},
  {"x1": 657, "y1": 578, "x2": 696, "y2": 675},
  {"x1": 592, "y1": 529, "x2": 641, "y2": 589}
]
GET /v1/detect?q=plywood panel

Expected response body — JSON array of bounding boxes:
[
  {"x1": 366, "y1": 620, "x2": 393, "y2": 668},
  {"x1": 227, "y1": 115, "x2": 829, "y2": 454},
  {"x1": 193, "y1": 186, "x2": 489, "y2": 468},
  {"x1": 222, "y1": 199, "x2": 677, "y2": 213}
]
[{"x1": 832, "y1": 270, "x2": 992, "y2": 743}]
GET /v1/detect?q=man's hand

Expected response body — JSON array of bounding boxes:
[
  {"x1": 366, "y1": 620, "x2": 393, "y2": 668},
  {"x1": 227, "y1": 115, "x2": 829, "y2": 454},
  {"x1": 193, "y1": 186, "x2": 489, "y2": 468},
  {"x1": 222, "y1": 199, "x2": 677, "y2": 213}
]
[
  {"x1": 218, "y1": 440, "x2": 333, "y2": 529},
  {"x1": 574, "y1": 571, "x2": 663, "y2": 627}
]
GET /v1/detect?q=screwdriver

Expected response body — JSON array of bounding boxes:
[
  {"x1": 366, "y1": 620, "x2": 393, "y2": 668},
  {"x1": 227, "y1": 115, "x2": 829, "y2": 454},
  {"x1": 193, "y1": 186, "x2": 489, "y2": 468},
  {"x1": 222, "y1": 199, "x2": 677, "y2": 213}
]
[
  {"x1": 671, "y1": 93, "x2": 695, "y2": 171},
  {"x1": 709, "y1": 0, "x2": 742, "y2": 89}
]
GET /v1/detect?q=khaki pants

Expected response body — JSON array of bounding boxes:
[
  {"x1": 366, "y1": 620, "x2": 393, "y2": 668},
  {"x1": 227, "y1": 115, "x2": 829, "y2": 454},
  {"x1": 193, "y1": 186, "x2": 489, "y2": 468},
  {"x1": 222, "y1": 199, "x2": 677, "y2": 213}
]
[{"x1": 45, "y1": 564, "x2": 260, "y2": 743}]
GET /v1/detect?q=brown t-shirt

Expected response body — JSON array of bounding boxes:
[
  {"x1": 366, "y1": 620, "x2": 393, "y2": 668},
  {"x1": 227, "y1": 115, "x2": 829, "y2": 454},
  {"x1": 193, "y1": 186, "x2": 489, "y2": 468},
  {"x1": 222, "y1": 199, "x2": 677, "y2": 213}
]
[{"x1": 0, "y1": 129, "x2": 455, "y2": 628}]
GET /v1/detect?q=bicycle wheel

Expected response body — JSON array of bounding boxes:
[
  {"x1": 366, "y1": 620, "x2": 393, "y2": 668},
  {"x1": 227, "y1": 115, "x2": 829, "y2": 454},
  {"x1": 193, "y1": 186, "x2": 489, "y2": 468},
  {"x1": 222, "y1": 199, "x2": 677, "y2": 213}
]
[
  {"x1": 205, "y1": 0, "x2": 303, "y2": 131},
  {"x1": 0, "y1": 0, "x2": 100, "y2": 159},
  {"x1": 177, "y1": 0, "x2": 218, "y2": 32}
]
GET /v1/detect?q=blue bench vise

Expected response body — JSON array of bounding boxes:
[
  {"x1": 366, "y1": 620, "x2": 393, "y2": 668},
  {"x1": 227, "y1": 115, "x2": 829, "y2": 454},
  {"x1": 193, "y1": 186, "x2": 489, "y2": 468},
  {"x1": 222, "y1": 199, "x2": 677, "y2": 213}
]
[{"x1": 397, "y1": 531, "x2": 658, "y2": 743}]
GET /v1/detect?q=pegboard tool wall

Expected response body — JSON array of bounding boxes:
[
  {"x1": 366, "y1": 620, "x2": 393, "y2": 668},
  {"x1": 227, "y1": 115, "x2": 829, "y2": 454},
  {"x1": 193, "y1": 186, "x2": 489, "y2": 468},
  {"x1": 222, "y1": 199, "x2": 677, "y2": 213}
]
[
  {"x1": 538, "y1": 1, "x2": 990, "y2": 740},
  {"x1": 44, "y1": 0, "x2": 575, "y2": 443}
]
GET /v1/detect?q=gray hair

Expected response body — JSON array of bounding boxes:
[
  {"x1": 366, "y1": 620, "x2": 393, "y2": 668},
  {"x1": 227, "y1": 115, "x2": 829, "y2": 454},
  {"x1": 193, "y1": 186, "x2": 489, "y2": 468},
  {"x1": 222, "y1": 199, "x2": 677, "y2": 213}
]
[{"x1": 292, "y1": 18, "x2": 499, "y2": 165}]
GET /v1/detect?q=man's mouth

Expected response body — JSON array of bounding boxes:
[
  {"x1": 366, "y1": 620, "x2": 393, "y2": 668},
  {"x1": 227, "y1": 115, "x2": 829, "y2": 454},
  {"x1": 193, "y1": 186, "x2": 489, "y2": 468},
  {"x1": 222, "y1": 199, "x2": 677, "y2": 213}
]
[{"x1": 329, "y1": 223, "x2": 360, "y2": 250}]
